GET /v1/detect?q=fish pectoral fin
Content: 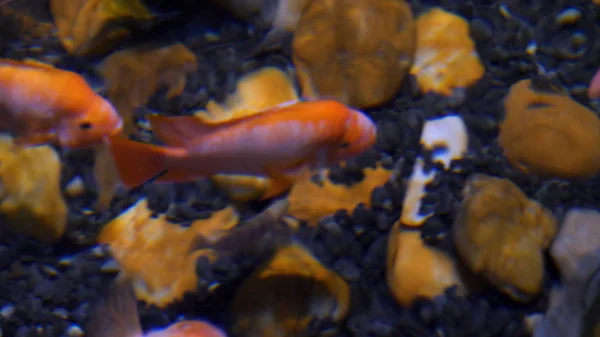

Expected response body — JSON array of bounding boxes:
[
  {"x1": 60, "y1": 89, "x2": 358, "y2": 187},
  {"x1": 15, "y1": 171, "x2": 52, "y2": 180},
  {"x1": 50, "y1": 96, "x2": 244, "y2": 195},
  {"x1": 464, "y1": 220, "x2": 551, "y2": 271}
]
[
  {"x1": 260, "y1": 154, "x2": 320, "y2": 200},
  {"x1": 261, "y1": 176, "x2": 294, "y2": 201},
  {"x1": 154, "y1": 168, "x2": 201, "y2": 183},
  {"x1": 13, "y1": 132, "x2": 57, "y2": 147},
  {"x1": 0, "y1": 58, "x2": 57, "y2": 71},
  {"x1": 14, "y1": 113, "x2": 56, "y2": 137},
  {"x1": 260, "y1": 166, "x2": 298, "y2": 201},
  {"x1": 21, "y1": 58, "x2": 57, "y2": 71}
]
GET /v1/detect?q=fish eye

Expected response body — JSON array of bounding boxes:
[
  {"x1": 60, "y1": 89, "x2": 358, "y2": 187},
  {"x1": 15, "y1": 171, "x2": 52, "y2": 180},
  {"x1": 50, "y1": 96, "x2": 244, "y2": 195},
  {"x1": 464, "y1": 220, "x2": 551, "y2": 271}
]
[
  {"x1": 79, "y1": 122, "x2": 93, "y2": 130},
  {"x1": 339, "y1": 141, "x2": 350, "y2": 148}
]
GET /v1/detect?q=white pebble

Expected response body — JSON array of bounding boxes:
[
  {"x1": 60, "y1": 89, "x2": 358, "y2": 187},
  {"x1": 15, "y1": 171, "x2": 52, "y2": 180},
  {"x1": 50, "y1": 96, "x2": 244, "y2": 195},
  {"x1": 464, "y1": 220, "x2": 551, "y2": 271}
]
[
  {"x1": 53, "y1": 308, "x2": 70, "y2": 319},
  {"x1": 401, "y1": 115, "x2": 469, "y2": 226},
  {"x1": 555, "y1": 8, "x2": 581, "y2": 25},
  {"x1": 67, "y1": 325, "x2": 84, "y2": 337},
  {"x1": 100, "y1": 259, "x2": 121, "y2": 273},
  {"x1": 420, "y1": 115, "x2": 468, "y2": 169},
  {"x1": 400, "y1": 158, "x2": 436, "y2": 226},
  {"x1": 0, "y1": 305, "x2": 15, "y2": 318},
  {"x1": 64, "y1": 177, "x2": 85, "y2": 197},
  {"x1": 58, "y1": 256, "x2": 74, "y2": 267},
  {"x1": 90, "y1": 246, "x2": 106, "y2": 258}
]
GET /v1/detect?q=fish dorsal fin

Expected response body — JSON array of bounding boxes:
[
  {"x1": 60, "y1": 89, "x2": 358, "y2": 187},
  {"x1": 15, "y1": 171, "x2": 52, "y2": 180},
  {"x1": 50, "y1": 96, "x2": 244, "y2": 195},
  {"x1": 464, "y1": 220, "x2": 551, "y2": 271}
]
[
  {"x1": 147, "y1": 114, "x2": 222, "y2": 147},
  {"x1": 21, "y1": 58, "x2": 57, "y2": 70},
  {"x1": 0, "y1": 58, "x2": 58, "y2": 74},
  {"x1": 148, "y1": 106, "x2": 286, "y2": 147},
  {"x1": 196, "y1": 106, "x2": 277, "y2": 125}
]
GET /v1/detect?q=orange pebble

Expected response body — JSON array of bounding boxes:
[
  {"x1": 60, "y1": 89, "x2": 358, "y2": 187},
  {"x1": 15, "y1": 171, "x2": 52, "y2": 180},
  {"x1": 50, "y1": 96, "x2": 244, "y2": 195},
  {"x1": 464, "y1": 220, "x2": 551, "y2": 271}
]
[{"x1": 387, "y1": 226, "x2": 462, "y2": 307}]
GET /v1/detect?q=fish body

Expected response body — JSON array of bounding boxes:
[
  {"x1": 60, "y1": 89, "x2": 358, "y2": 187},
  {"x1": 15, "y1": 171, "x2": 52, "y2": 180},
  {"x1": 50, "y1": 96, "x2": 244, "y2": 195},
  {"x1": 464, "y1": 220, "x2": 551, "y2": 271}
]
[
  {"x1": 86, "y1": 280, "x2": 227, "y2": 337},
  {"x1": 107, "y1": 100, "x2": 376, "y2": 199},
  {"x1": 0, "y1": 58, "x2": 122, "y2": 148}
]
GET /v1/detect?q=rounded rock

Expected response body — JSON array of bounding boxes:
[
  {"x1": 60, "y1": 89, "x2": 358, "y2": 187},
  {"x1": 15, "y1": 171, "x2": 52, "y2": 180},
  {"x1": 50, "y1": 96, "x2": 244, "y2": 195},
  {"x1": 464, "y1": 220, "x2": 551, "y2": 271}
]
[{"x1": 498, "y1": 79, "x2": 600, "y2": 178}]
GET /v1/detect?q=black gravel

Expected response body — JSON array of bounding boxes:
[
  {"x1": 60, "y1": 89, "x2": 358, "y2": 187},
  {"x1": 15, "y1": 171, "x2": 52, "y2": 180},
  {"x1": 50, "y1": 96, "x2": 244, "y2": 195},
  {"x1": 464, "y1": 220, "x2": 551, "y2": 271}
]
[{"x1": 2, "y1": 0, "x2": 600, "y2": 337}]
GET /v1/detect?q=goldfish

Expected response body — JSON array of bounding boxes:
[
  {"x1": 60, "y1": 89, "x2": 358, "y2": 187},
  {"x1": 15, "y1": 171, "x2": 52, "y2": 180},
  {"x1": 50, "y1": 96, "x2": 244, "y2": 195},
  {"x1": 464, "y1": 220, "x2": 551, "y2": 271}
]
[
  {"x1": 107, "y1": 100, "x2": 377, "y2": 199},
  {"x1": 0, "y1": 58, "x2": 122, "y2": 148},
  {"x1": 86, "y1": 279, "x2": 227, "y2": 337}
]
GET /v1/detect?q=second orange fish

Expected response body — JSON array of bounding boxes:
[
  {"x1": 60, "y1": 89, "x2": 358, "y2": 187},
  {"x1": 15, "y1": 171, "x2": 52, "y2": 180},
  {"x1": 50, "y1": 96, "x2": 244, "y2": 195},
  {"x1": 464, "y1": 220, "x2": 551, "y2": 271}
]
[{"x1": 107, "y1": 100, "x2": 377, "y2": 199}]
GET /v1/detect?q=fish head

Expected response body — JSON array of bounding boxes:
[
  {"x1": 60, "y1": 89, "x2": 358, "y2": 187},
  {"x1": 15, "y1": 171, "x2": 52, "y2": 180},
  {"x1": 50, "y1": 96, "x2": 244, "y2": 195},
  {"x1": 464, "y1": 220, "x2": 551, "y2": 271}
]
[
  {"x1": 57, "y1": 98, "x2": 123, "y2": 148},
  {"x1": 331, "y1": 108, "x2": 377, "y2": 161},
  {"x1": 161, "y1": 321, "x2": 228, "y2": 337}
]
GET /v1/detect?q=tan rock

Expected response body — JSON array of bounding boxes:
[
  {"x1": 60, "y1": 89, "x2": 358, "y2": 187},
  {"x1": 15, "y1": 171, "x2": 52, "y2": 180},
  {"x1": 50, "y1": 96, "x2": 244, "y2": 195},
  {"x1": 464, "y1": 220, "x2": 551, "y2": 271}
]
[
  {"x1": 50, "y1": 0, "x2": 154, "y2": 56},
  {"x1": 499, "y1": 79, "x2": 600, "y2": 178},
  {"x1": 452, "y1": 174, "x2": 557, "y2": 301},
  {"x1": 293, "y1": 0, "x2": 415, "y2": 108}
]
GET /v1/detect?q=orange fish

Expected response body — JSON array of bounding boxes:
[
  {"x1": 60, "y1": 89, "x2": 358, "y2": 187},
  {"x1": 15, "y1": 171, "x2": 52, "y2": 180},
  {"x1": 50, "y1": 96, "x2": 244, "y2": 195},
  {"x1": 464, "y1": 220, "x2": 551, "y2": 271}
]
[
  {"x1": 86, "y1": 279, "x2": 227, "y2": 337},
  {"x1": 0, "y1": 58, "x2": 122, "y2": 148},
  {"x1": 107, "y1": 100, "x2": 377, "y2": 199}
]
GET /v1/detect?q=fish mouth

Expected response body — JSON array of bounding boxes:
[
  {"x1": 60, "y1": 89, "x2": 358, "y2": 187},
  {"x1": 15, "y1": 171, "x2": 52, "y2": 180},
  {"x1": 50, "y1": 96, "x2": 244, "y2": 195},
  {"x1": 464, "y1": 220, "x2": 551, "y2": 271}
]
[
  {"x1": 349, "y1": 109, "x2": 377, "y2": 149},
  {"x1": 111, "y1": 117, "x2": 124, "y2": 135}
]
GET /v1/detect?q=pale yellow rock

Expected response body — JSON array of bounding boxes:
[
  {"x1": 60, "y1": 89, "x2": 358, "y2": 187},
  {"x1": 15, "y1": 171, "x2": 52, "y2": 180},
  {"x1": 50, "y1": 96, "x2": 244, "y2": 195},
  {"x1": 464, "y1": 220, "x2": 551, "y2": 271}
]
[
  {"x1": 98, "y1": 199, "x2": 239, "y2": 308},
  {"x1": 411, "y1": 8, "x2": 484, "y2": 96},
  {"x1": 0, "y1": 135, "x2": 67, "y2": 243}
]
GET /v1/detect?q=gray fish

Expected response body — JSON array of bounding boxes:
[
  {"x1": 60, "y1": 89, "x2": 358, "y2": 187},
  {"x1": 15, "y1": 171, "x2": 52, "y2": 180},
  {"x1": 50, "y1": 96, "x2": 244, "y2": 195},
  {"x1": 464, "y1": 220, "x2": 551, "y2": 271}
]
[{"x1": 189, "y1": 199, "x2": 291, "y2": 256}]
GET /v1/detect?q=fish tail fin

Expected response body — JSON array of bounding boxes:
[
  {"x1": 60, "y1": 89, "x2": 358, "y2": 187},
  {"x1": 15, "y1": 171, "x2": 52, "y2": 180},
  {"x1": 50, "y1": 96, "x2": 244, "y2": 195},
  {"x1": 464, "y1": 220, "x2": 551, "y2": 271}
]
[
  {"x1": 106, "y1": 135, "x2": 170, "y2": 188},
  {"x1": 85, "y1": 278, "x2": 143, "y2": 337}
]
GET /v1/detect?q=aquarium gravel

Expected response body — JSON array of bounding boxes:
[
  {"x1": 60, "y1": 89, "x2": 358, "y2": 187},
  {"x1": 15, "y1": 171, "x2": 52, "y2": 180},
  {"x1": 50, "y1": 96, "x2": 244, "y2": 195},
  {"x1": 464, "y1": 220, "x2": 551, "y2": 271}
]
[{"x1": 1, "y1": 0, "x2": 600, "y2": 337}]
